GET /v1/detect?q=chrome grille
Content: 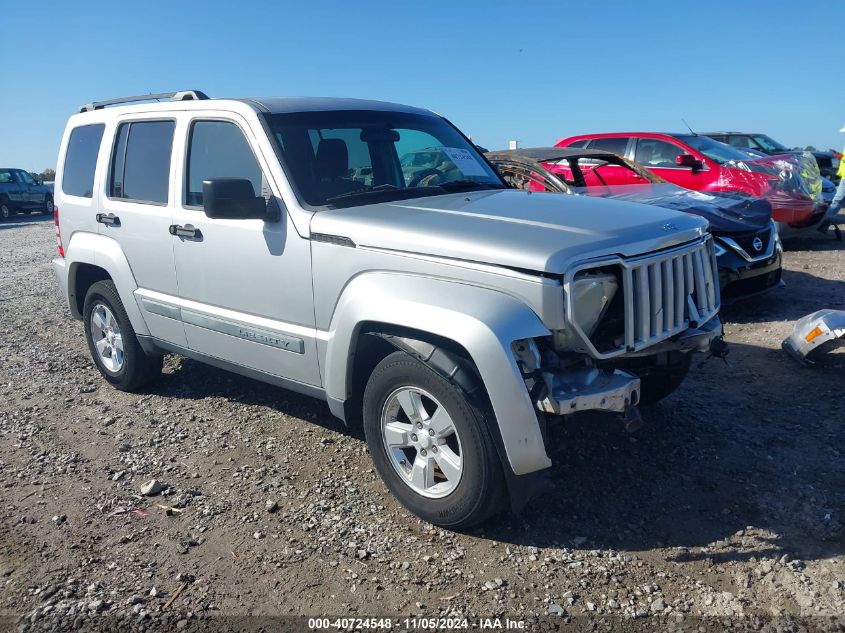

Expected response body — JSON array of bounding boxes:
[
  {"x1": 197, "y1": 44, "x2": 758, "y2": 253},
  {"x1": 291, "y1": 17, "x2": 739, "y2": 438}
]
[
  {"x1": 625, "y1": 238, "x2": 719, "y2": 351},
  {"x1": 564, "y1": 236, "x2": 721, "y2": 359}
]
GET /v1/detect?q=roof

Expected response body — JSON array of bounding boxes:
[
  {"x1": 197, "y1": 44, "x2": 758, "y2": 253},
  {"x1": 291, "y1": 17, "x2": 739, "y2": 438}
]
[
  {"x1": 76, "y1": 91, "x2": 432, "y2": 117},
  {"x1": 485, "y1": 147, "x2": 619, "y2": 162},
  {"x1": 241, "y1": 96, "x2": 432, "y2": 116},
  {"x1": 701, "y1": 131, "x2": 754, "y2": 135}
]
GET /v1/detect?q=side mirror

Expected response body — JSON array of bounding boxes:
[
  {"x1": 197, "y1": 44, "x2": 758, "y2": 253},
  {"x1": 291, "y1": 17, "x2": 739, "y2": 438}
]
[
  {"x1": 202, "y1": 178, "x2": 270, "y2": 220},
  {"x1": 676, "y1": 154, "x2": 704, "y2": 170}
]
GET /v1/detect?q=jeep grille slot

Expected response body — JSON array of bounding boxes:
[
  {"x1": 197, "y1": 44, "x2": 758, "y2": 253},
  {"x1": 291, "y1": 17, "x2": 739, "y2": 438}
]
[
  {"x1": 565, "y1": 237, "x2": 720, "y2": 359},
  {"x1": 626, "y1": 240, "x2": 718, "y2": 350}
]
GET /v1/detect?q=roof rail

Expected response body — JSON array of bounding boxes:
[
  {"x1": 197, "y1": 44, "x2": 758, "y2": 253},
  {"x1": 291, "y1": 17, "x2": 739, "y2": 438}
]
[{"x1": 79, "y1": 90, "x2": 209, "y2": 113}]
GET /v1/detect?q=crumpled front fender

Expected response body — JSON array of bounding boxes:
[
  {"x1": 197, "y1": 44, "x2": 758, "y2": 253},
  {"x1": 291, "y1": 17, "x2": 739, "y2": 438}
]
[{"x1": 323, "y1": 272, "x2": 552, "y2": 475}]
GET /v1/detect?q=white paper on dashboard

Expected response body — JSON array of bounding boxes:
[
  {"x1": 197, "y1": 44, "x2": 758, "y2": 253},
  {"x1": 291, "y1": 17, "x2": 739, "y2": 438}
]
[{"x1": 440, "y1": 147, "x2": 488, "y2": 177}]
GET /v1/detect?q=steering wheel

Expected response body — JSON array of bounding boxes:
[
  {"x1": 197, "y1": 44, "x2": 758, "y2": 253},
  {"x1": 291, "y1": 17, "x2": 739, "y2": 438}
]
[{"x1": 409, "y1": 168, "x2": 445, "y2": 187}]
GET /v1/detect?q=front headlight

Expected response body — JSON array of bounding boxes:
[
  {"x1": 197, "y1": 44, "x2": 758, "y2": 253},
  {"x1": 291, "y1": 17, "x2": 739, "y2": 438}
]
[{"x1": 570, "y1": 272, "x2": 618, "y2": 337}]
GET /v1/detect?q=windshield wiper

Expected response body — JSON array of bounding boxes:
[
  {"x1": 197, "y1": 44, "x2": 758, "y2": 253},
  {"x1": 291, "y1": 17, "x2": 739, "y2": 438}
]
[
  {"x1": 436, "y1": 180, "x2": 503, "y2": 191},
  {"x1": 325, "y1": 183, "x2": 400, "y2": 203}
]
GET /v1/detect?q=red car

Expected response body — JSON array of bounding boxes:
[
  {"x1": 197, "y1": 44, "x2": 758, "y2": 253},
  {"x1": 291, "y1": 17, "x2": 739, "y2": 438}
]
[{"x1": 556, "y1": 133, "x2": 824, "y2": 228}]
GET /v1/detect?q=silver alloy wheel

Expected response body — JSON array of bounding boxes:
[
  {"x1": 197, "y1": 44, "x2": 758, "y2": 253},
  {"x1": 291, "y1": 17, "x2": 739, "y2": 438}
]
[
  {"x1": 0, "y1": 205, "x2": 9, "y2": 220},
  {"x1": 90, "y1": 303, "x2": 125, "y2": 373},
  {"x1": 380, "y1": 386, "x2": 463, "y2": 498},
  {"x1": 45, "y1": 198, "x2": 52, "y2": 214}
]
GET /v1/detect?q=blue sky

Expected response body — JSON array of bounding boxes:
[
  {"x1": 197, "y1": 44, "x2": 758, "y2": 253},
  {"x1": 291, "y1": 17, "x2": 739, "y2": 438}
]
[{"x1": 2, "y1": 0, "x2": 843, "y2": 171}]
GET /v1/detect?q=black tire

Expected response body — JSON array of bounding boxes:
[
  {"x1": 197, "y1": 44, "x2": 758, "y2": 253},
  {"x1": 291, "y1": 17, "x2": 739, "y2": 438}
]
[
  {"x1": 0, "y1": 202, "x2": 11, "y2": 221},
  {"x1": 42, "y1": 195, "x2": 53, "y2": 215},
  {"x1": 624, "y1": 352, "x2": 692, "y2": 406},
  {"x1": 83, "y1": 280, "x2": 162, "y2": 391},
  {"x1": 363, "y1": 350, "x2": 507, "y2": 529}
]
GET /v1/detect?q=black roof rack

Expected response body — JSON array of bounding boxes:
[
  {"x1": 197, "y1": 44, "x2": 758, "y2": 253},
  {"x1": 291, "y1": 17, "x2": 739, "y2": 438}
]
[{"x1": 79, "y1": 90, "x2": 209, "y2": 113}]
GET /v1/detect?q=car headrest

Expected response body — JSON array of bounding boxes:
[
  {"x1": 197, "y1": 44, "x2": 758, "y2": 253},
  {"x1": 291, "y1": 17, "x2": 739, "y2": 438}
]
[{"x1": 316, "y1": 139, "x2": 348, "y2": 179}]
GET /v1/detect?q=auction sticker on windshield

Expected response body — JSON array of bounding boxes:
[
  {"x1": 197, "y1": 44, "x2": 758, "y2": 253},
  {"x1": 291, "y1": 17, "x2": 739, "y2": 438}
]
[{"x1": 441, "y1": 147, "x2": 488, "y2": 177}]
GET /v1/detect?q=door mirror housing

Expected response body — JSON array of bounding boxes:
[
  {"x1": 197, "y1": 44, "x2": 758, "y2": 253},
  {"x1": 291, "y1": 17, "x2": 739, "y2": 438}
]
[
  {"x1": 202, "y1": 178, "x2": 270, "y2": 220},
  {"x1": 675, "y1": 154, "x2": 704, "y2": 171}
]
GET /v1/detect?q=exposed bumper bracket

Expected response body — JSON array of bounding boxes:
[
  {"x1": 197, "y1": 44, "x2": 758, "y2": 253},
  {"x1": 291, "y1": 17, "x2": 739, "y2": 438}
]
[{"x1": 538, "y1": 367, "x2": 640, "y2": 416}]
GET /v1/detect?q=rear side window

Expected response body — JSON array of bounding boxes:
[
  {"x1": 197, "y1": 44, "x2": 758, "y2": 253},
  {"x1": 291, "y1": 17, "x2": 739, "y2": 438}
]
[
  {"x1": 186, "y1": 120, "x2": 262, "y2": 206},
  {"x1": 588, "y1": 137, "x2": 630, "y2": 156},
  {"x1": 110, "y1": 120, "x2": 175, "y2": 204},
  {"x1": 62, "y1": 124, "x2": 105, "y2": 198}
]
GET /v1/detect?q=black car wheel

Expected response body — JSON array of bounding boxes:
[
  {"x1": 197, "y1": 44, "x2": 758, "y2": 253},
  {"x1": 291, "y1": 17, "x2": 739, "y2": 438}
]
[
  {"x1": 83, "y1": 280, "x2": 163, "y2": 391},
  {"x1": 363, "y1": 350, "x2": 507, "y2": 529},
  {"x1": 623, "y1": 352, "x2": 692, "y2": 406},
  {"x1": 0, "y1": 203, "x2": 10, "y2": 221},
  {"x1": 43, "y1": 195, "x2": 53, "y2": 215}
]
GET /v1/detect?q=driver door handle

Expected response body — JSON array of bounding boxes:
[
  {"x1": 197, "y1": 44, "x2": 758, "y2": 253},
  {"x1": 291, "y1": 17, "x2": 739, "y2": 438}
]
[
  {"x1": 96, "y1": 213, "x2": 120, "y2": 226},
  {"x1": 169, "y1": 224, "x2": 201, "y2": 238}
]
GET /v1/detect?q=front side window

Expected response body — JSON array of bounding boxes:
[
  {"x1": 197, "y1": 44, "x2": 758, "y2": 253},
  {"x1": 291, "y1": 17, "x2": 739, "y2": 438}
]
[
  {"x1": 15, "y1": 171, "x2": 37, "y2": 185},
  {"x1": 634, "y1": 138, "x2": 685, "y2": 168},
  {"x1": 186, "y1": 120, "x2": 263, "y2": 206},
  {"x1": 110, "y1": 120, "x2": 175, "y2": 204},
  {"x1": 264, "y1": 110, "x2": 503, "y2": 208},
  {"x1": 62, "y1": 123, "x2": 105, "y2": 198},
  {"x1": 588, "y1": 137, "x2": 630, "y2": 157},
  {"x1": 727, "y1": 135, "x2": 755, "y2": 149},
  {"x1": 751, "y1": 134, "x2": 788, "y2": 152}
]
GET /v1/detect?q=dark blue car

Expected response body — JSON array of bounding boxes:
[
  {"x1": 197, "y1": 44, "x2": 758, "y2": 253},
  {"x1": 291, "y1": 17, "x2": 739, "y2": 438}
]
[{"x1": 0, "y1": 167, "x2": 54, "y2": 220}]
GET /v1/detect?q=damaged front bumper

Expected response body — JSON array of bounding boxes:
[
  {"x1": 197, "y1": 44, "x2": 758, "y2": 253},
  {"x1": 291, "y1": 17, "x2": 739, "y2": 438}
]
[
  {"x1": 516, "y1": 316, "x2": 724, "y2": 419},
  {"x1": 538, "y1": 367, "x2": 640, "y2": 415}
]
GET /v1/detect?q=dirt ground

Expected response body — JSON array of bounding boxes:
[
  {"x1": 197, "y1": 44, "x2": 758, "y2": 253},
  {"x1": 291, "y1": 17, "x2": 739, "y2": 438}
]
[{"x1": 1, "y1": 215, "x2": 843, "y2": 632}]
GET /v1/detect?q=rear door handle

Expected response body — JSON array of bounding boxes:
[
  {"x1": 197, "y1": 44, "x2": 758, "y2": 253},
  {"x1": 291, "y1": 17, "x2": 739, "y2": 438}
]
[
  {"x1": 169, "y1": 224, "x2": 201, "y2": 238},
  {"x1": 96, "y1": 213, "x2": 120, "y2": 226}
]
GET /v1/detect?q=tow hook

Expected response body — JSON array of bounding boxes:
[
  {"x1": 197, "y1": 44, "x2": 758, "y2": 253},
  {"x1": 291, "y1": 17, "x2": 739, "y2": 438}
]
[
  {"x1": 698, "y1": 337, "x2": 730, "y2": 368},
  {"x1": 620, "y1": 403, "x2": 643, "y2": 434}
]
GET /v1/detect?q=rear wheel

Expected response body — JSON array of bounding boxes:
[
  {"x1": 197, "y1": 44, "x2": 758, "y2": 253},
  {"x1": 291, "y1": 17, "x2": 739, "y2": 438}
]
[
  {"x1": 83, "y1": 280, "x2": 162, "y2": 391},
  {"x1": 363, "y1": 351, "x2": 507, "y2": 528}
]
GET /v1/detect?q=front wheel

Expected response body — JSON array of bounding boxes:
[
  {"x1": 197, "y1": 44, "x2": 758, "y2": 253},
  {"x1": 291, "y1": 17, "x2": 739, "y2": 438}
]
[
  {"x1": 42, "y1": 195, "x2": 53, "y2": 215},
  {"x1": 0, "y1": 203, "x2": 11, "y2": 221},
  {"x1": 363, "y1": 351, "x2": 507, "y2": 529},
  {"x1": 83, "y1": 280, "x2": 162, "y2": 391}
]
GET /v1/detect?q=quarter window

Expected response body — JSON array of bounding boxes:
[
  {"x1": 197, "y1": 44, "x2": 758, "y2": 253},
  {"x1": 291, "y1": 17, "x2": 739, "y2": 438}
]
[
  {"x1": 634, "y1": 139, "x2": 685, "y2": 168},
  {"x1": 186, "y1": 120, "x2": 262, "y2": 206},
  {"x1": 62, "y1": 124, "x2": 105, "y2": 198},
  {"x1": 110, "y1": 120, "x2": 175, "y2": 204},
  {"x1": 588, "y1": 137, "x2": 630, "y2": 157}
]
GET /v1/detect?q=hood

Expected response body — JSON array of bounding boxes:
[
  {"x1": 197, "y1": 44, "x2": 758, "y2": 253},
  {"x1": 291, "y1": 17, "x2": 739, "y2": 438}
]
[
  {"x1": 310, "y1": 189, "x2": 708, "y2": 274},
  {"x1": 574, "y1": 183, "x2": 772, "y2": 234}
]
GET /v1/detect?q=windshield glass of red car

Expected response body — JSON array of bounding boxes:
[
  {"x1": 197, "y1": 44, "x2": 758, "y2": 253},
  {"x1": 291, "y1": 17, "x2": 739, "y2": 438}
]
[{"x1": 674, "y1": 135, "x2": 750, "y2": 165}]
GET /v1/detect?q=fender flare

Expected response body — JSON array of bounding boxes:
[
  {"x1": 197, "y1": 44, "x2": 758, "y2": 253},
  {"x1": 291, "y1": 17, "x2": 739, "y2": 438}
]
[
  {"x1": 324, "y1": 272, "x2": 552, "y2": 475},
  {"x1": 64, "y1": 231, "x2": 150, "y2": 336}
]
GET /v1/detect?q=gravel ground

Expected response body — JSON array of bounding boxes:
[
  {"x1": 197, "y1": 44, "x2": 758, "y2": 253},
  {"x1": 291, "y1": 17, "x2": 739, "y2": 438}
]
[{"x1": 1, "y1": 215, "x2": 844, "y2": 632}]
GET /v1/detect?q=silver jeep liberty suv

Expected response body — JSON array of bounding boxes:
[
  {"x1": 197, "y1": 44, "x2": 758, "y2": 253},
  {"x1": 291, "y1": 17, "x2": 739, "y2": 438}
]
[{"x1": 52, "y1": 91, "x2": 723, "y2": 527}]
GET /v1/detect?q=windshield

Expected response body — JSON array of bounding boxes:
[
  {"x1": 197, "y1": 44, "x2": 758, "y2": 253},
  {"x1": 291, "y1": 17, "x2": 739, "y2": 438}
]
[
  {"x1": 674, "y1": 135, "x2": 751, "y2": 165},
  {"x1": 752, "y1": 134, "x2": 789, "y2": 152},
  {"x1": 264, "y1": 110, "x2": 503, "y2": 208}
]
